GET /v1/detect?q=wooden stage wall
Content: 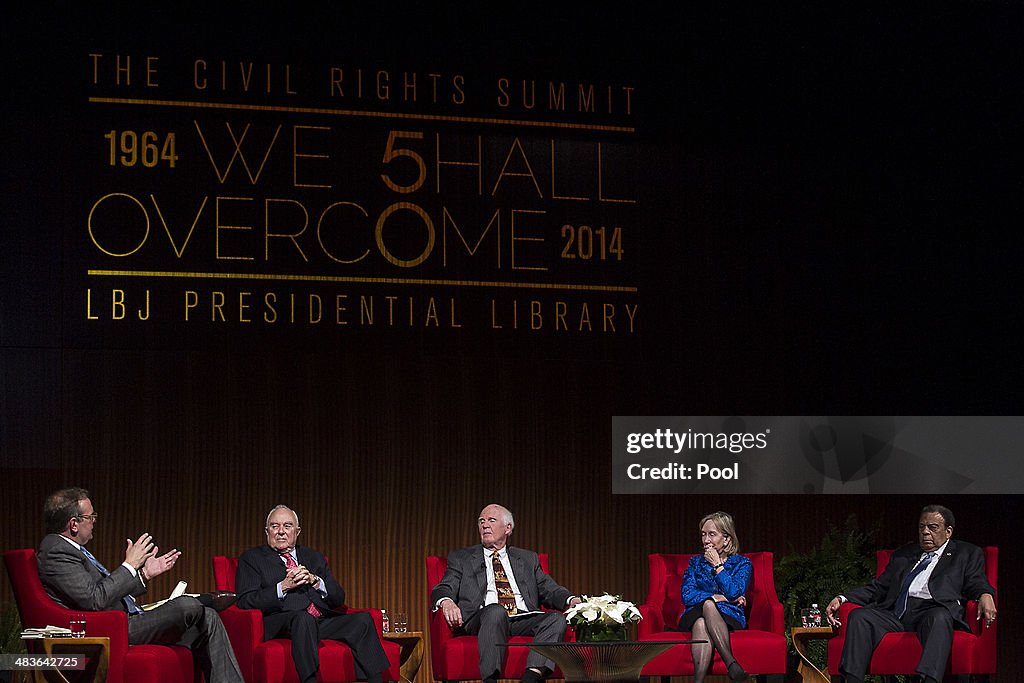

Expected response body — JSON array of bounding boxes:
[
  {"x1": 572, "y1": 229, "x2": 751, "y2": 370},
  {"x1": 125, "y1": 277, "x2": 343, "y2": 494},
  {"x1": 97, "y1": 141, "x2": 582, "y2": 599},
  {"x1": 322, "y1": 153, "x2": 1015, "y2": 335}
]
[{"x1": 1, "y1": 350, "x2": 1018, "y2": 680}]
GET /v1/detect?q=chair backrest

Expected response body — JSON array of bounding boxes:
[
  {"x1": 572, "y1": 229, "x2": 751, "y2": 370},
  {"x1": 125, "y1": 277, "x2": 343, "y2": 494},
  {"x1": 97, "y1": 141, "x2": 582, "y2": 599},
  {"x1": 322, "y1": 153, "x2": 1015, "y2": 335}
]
[
  {"x1": 3, "y1": 548, "x2": 75, "y2": 629},
  {"x1": 875, "y1": 546, "x2": 998, "y2": 587},
  {"x1": 213, "y1": 554, "x2": 333, "y2": 592},
  {"x1": 426, "y1": 552, "x2": 551, "y2": 588},
  {"x1": 645, "y1": 551, "x2": 783, "y2": 634},
  {"x1": 212, "y1": 555, "x2": 240, "y2": 591}
]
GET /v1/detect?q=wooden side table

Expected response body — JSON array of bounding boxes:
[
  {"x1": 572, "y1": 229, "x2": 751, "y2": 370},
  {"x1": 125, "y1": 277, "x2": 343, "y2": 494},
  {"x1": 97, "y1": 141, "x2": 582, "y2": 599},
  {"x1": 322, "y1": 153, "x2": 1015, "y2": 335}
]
[
  {"x1": 383, "y1": 630, "x2": 424, "y2": 683},
  {"x1": 790, "y1": 626, "x2": 836, "y2": 683},
  {"x1": 33, "y1": 637, "x2": 109, "y2": 683}
]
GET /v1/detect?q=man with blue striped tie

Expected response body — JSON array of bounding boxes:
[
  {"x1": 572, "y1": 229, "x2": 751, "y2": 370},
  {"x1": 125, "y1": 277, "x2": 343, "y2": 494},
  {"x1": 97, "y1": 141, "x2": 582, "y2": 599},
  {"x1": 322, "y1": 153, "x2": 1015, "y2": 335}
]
[{"x1": 37, "y1": 487, "x2": 243, "y2": 683}]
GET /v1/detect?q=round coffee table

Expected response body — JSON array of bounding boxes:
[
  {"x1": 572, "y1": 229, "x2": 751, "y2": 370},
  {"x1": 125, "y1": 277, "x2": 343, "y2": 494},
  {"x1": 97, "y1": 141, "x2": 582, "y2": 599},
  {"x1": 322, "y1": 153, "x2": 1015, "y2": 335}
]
[{"x1": 503, "y1": 640, "x2": 701, "y2": 682}]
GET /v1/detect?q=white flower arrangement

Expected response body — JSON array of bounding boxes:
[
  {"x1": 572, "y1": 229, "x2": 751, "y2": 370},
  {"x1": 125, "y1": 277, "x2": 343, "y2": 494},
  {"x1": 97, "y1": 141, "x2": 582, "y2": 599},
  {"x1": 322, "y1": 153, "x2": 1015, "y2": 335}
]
[{"x1": 565, "y1": 593, "x2": 642, "y2": 627}]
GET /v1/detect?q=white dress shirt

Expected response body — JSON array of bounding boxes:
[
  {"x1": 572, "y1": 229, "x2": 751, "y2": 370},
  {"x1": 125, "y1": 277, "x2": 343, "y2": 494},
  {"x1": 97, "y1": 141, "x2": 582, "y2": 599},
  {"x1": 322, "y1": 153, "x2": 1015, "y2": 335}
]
[{"x1": 907, "y1": 540, "x2": 949, "y2": 600}]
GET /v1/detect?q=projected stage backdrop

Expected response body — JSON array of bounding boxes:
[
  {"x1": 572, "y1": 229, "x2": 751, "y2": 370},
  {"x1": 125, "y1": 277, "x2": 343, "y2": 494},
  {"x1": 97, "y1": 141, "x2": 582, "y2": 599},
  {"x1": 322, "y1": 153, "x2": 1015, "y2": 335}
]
[{"x1": 3, "y1": 6, "x2": 1021, "y2": 680}]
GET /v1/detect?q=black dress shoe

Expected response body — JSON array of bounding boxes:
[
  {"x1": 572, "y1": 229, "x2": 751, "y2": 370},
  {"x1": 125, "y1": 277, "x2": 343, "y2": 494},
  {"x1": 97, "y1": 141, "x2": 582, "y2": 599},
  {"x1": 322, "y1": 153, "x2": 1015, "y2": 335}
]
[
  {"x1": 727, "y1": 661, "x2": 748, "y2": 682},
  {"x1": 198, "y1": 591, "x2": 237, "y2": 611},
  {"x1": 521, "y1": 668, "x2": 547, "y2": 683}
]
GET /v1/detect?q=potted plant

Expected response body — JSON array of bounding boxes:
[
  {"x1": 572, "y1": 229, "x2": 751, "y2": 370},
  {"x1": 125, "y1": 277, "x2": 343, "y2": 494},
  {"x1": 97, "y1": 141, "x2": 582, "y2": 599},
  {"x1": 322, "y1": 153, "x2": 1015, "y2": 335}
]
[
  {"x1": 0, "y1": 605, "x2": 26, "y2": 683},
  {"x1": 775, "y1": 515, "x2": 878, "y2": 679}
]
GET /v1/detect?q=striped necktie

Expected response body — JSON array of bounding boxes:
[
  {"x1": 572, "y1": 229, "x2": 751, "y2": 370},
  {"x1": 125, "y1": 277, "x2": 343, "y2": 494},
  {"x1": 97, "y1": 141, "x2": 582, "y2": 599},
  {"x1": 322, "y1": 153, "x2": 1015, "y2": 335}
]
[
  {"x1": 895, "y1": 552, "x2": 936, "y2": 618},
  {"x1": 282, "y1": 551, "x2": 322, "y2": 617},
  {"x1": 79, "y1": 546, "x2": 143, "y2": 615},
  {"x1": 492, "y1": 551, "x2": 518, "y2": 616}
]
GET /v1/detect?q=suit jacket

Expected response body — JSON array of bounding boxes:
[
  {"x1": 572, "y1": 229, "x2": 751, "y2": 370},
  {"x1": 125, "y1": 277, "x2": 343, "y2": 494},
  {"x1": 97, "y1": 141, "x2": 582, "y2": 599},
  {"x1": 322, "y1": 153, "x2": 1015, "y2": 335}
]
[
  {"x1": 235, "y1": 544, "x2": 345, "y2": 618},
  {"x1": 844, "y1": 539, "x2": 994, "y2": 631},
  {"x1": 37, "y1": 533, "x2": 146, "y2": 612},
  {"x1": 429, "y1": 545, "x2": 571, "y2": 623}
]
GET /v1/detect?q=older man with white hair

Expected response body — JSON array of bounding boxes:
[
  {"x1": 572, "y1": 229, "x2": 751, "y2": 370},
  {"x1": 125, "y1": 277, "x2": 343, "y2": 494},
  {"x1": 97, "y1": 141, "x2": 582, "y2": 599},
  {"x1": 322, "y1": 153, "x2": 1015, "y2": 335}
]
[
  {"x1": 235, "y1": 504, "x2": 389, "y2": 683},
  {"x1": 430, "y1": 503, "x2": 581, "y2": 683}
]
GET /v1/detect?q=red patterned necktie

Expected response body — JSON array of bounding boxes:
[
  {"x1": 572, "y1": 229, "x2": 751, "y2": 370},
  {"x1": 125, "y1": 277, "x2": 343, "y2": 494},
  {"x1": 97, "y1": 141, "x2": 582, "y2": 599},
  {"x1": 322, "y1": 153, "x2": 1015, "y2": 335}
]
[
  {"x1": 282, "y1": 551, "x2": 322, "y2": 617},
  {"x1": 492, "y1": 551, "x2": 518, "y2": 616}
]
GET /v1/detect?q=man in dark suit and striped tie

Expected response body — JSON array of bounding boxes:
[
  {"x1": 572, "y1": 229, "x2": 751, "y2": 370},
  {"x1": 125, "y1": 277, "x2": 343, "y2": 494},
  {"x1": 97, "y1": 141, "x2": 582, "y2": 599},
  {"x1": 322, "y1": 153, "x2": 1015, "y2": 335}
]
[
  {"x1": 37, "y1": 487, "x2": 243, "y2": 683},
  {"x1": 235, "y1": 504, "x2": 389, "y2": 683},
  {"x1": 824, "y1": 504, "x2": 997, "y2": 683}
]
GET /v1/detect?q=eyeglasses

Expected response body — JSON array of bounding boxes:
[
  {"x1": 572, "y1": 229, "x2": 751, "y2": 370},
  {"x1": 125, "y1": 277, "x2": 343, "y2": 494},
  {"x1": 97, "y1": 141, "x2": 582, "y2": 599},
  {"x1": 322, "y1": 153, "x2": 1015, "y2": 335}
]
[{"x1": 76, "y1": 513, "x2": 99, "y2": 522}]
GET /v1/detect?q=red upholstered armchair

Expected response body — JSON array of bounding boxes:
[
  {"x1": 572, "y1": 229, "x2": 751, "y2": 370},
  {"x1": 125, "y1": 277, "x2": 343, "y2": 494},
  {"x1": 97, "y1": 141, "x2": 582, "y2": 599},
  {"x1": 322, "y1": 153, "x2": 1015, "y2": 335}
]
[
  {"x1": 425, "y1": 554, "x2": 567, "y2": 683},
  {"x1": 4, "y1": 548, "x2": 195, "y2": 683},
  {"x1": 212, "y1": 556, "x2": 401, "y2": 683},
  {"x1": 827, "y1": 546, "x2": 998, "y2": 680},
  {"x1": 637, "y1": 552, "x2": 787, "y2": 681}
]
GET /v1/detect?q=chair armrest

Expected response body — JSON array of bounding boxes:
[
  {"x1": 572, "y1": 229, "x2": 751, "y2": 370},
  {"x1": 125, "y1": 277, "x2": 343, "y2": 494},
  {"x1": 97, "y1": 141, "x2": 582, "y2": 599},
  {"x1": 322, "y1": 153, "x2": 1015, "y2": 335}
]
[
  {"x1": 767, "y1": 598, "x2": 785, "y2": 634},
  {"x1": 963, "y1": 598, "x2": 998, "y2": 641},
  {"x1": 217, "y1": 605, "x2": 265, "y2": 645},
  {"x1": 428, "y1": 604, "x2": 454, "y2": 638},
  {"x1": 637, "y1": 603, "x2": 665, "y2": 635},
  {"x1": 833, "y1": 601, "x2": 860, "y2": 638},
  {"x1": 48, "y1": 608, "x2": 127, "y2": 639},
  {"x1": 74, "y1": 609, "x2": 130, "y2": 674},
  {"x1": 968, "y1": 596, "x2": 998, "y2": 673},
  {"x1": 964, "y1": 599, "x2": 981, "y2": 635},
  {"x1": 349, "y1": 607, "x2": 404, "y2": 681},
  {"x1": 348, "y1": 606, "x2": 384, "y2": 633},
  {"x1": 428, "y1": 604, "x2": 454, "y2": 677},
  {"x1": 217, "y1": 605, "x2": 264, "y2": 682}
]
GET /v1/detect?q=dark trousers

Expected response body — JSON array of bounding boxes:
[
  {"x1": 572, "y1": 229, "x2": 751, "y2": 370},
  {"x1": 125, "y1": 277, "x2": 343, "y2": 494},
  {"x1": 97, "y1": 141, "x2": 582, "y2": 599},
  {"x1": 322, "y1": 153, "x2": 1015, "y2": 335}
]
[
  {"x1": 463, "y1": 603, "x2": 568, "y2": 679},
  {"x1": 128, "y1": 595, "x2": 243, "y2": 683},
  {"x1": 265, "y1": 610, "x2": 389, "y2": 683},
  {"x1": 839, "y1": 598, "x2": 955, "y2": 682}
]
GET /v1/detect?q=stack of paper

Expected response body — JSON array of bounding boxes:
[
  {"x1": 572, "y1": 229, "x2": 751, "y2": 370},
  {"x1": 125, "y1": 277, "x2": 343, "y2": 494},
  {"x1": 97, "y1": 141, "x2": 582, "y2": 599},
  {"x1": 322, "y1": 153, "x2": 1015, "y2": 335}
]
[
  {"x1": 142, "y1": 580, "x2": 189, "y2": 611},
  {"x1": 22, "y1": 625, "x2": 73, "y2": 638}
]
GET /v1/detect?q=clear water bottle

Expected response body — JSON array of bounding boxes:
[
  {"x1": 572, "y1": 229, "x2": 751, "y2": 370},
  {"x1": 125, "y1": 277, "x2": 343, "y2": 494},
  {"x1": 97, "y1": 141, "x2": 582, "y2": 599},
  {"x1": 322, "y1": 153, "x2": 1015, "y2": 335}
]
[
  {"x1": 381, "y1": 609, "x2": 390, "y2": 633},
  {"x1": 809, "y1": 603, "x2": 821, "y2": 627}
]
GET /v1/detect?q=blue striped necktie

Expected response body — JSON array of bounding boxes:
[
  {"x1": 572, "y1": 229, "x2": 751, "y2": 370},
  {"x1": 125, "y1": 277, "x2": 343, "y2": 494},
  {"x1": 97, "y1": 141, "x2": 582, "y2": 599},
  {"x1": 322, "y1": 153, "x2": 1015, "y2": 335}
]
[
  {"x1": 79, "y1": 546, "x2": 144, "y2": 615},
  {"x1": 895, "y1": 551, "x2": 936, "y2": 618}
]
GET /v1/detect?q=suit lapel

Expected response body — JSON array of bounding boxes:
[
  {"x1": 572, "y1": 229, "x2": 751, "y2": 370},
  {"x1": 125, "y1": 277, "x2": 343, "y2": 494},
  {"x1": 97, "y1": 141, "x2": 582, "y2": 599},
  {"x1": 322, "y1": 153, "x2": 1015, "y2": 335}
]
[
  {"x1": 927, "y1": 539, "x2": 955, "y2": 590},
  {"x1": 886, "y1": 548, "x2": 916, "y2": 604},
  {"x1": 474, "y1": 547, "x2": 488, "y2": 602},
  {"x1": 508, "y1": 548, "x2": 535, "y2": 610},
  {"x1": 264, "y1": 544, "x2": 287, "y2": 581},
  {"x1": 65, "y1": 538, "x2": 105, "y2": 581}
]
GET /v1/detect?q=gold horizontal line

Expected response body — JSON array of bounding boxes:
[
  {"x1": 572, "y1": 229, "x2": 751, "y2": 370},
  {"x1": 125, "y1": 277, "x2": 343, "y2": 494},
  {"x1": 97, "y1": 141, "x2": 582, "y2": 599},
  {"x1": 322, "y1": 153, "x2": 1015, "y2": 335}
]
[
  {"x1": 87, "y1": 269, "x2": 639, "y2": 294},
  {"x1": 87, "y1": 97, "x2": 636, "y2": 133}
]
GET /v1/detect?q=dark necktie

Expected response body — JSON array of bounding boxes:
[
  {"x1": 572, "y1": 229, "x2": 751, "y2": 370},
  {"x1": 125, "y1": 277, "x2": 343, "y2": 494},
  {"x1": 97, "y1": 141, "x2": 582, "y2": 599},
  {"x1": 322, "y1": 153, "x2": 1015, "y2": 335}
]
[
  {"x1": 79, "y1": 546, "x2": 143, "y2": 615},
  {"x1": 491, "y1": 551, "x2": 518, "y2": 616},
  {"x1": 282, "y1": 551, "x2": 322, "y2": 617},
  {"x1": 895, "y1": 551, "x2": 936, "y2": 618}
]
